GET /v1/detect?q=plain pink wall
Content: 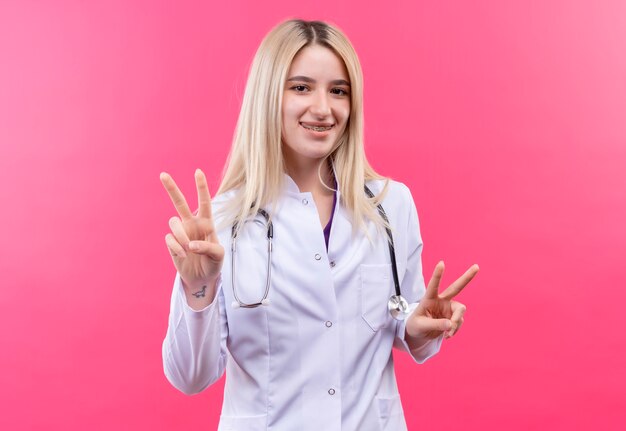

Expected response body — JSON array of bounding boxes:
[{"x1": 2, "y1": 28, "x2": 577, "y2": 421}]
[{"x1": 1, "y1": 1, "x2": 625, "y2": 429}]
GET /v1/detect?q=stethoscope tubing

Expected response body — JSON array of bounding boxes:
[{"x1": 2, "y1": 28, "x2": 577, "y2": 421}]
[
  {"x1": 231, "y1": 208, "x2": 273, "y2": 308},
  {"x1": 364, "y1": 185, "x2": 402, "y2": 299},
  {"x1": 229, "y1": 187, "x2": 410, "y2": 320}
]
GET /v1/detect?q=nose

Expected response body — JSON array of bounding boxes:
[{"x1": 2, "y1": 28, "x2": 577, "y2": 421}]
[{"x1": 309, "y1": 91, "x2": 331, "y2": 118}]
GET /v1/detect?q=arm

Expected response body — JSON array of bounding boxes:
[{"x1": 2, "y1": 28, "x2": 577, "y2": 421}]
[
  {"x1": 392, "y1": 186, "x2": 443, "y2": 363},
  {"x1": 159, "y1": 170, "x2": 228, "y2": 394},
  {"x1": 394, "y1": 187, "x2": 479, "y2": 359},
  {"x1": 162, "y1": 273, "x2": 228, "y2": 395}
]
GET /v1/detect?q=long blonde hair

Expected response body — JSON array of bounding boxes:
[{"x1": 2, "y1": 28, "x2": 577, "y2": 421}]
[{"x1": 217, "y1": 19, "x2": 389, "y2": 236}]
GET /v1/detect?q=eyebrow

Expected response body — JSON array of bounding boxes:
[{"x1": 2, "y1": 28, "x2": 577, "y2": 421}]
[{"x1": 287, "y1": 76, "x2": 351, "y2": 86}]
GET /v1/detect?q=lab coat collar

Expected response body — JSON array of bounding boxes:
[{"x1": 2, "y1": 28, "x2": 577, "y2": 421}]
[
  {"x1": 282, "y1": 164, "x2": 341, "y2": 196},
  {"x1": 282, "y1": 174, "x2": 302, "y2": 194}
]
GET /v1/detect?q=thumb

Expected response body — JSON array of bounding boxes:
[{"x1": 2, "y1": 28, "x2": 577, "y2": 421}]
[
  {"x1": 414, "y1": 316, "x2": 452, "y2": 333},
  {"x1": 188, "y1": 240, "x2": 225, "y2": 261}
]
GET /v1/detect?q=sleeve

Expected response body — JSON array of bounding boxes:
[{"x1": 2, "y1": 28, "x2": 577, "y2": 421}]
[
  {"x1": 392, "y1": 184, "x2": 444, "y2": 363},
  {"x1": 162, "y1": 273, "x2": 228, "y2": 395}
]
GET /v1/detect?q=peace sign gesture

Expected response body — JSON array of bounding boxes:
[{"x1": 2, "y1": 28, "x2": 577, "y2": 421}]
[
  {"x1": 160, "y1": 169, "x2": 224, "y2": 308},
  {"x1": 405, "y1": 261, "x2": 479, "y2": 345}
]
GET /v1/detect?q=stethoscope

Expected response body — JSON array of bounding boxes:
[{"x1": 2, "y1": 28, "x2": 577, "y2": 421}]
[{"x1": 230, "y1": 186, "x2": 410, "y2": 321}]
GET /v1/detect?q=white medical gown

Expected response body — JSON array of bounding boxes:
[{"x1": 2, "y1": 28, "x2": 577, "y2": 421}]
[{"x1": 163, "y1": 176, "x2": 442, "y2": 430}]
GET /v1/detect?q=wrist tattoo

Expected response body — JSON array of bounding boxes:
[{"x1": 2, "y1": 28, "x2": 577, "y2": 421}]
[{"x1": 192, "y1": 285, "x2": 207, "y2": 298}]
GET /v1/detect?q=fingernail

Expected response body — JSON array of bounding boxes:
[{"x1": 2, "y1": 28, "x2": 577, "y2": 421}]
[
  {"x1": 189, "y1": 242, "x2": 199, "y2": 250},
  {"x1": 444, "y1": 320, "x2": 452, "y2": 330}
]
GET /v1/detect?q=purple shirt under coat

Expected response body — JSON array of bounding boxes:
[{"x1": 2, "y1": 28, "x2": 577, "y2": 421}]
[{"x1": 322, "y1": 190, "x2": 337, "y2": 251}]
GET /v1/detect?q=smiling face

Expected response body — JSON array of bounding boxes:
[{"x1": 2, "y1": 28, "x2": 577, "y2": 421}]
[{"x1": 281, "y1": 44, "x2": 351, "y2": 170}]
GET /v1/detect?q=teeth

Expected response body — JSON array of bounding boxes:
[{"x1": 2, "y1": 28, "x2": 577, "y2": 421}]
[{"x1": 302, "y1": 124, "x2": 332, "y2": 132}]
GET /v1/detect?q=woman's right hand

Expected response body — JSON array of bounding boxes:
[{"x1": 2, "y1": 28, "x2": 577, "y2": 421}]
[{"x1": 160, "y1": 169, "x2": 224, "y2": 307}]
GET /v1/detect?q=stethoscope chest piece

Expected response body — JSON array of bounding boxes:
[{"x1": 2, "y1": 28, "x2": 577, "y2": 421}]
[{"x1": 388, "y1": 295, "x2": 410, "y2": 321}]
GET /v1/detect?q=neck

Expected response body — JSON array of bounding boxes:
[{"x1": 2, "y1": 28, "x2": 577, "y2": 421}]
[{"x1": 284, "y1": 158, "x2": 334, "y2": 195}]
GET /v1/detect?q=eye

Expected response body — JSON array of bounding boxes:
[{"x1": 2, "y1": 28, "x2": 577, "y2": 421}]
[
  {"x1": 291, "y1": 85, "x2": 309, "y2": 92},
  {"x1": 331, "y1": 88, "x2": 349, "y2": 96}
]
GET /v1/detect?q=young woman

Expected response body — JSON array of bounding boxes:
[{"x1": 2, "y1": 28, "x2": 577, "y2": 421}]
[{"x1": 160, "y1": 19, "x2": 478, "y2": 431}]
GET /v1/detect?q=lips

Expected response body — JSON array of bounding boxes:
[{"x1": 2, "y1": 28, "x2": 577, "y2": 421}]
[{"x1": 300, "y1": 122, "x2": 334, "y2": 132}]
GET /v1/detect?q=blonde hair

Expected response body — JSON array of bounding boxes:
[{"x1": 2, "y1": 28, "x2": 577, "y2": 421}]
[{"x1": 217, "y1": 19, "x2": 389, "y2": 237}]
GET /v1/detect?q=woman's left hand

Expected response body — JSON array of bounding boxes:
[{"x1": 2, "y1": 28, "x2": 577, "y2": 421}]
[{"x1": 405, "y1": 261, "x2": 479, "y2": 345}]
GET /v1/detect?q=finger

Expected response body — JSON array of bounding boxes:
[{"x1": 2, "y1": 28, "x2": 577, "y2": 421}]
[
  {"x1": 169, "y1": 216, "x2": 191, "y2": 249},
  {"x1": 195, "y1": 169, "x2": 213, "y2": 220},
  {"x1": 194, "y1": 169, "x2": 220, "y2": 243},
  {"x1": 165, "y1": 233, "x2": 186, "y2": 259},
  {"x1": 440, "y1": 264, "x2": 479, "y2": 300},
  {"x1": 415, "y1": 315, "x2": 452, "y2": 333},
  {"x1": 446, "y1": 317, "x2": 464, "y2": 339},
  {"x1": 424, "y1": 261, "x2": 445, "y2": 300},
  {"x1": 160, "y1": 172, "x2": 194, "y2": 220},
  {"x1": 446, "y1": 302, "x2": 467, "y2": 338},
  {"x1": 189, "y1": 240, "x2": 225, "y2": 262}
]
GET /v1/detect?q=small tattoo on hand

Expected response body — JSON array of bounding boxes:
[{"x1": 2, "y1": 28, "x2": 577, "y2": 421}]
[{"x1": 192, "y1": 285, "x2": 207, "y2": 298}]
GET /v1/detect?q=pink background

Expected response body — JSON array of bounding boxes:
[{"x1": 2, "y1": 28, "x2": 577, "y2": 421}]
[{"x1": 1, "y1": 0, "x2": 625, "y2": 429}]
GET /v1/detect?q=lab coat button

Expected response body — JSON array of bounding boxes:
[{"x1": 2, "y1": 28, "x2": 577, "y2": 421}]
[
  {"x1": 328, "y1": 388, "x2": 336, "y2": 395},
  {"x1": 325, "y1": 321, "x2": 332, "y2": 328},
  {"x1": 302, "y1": 198, "x2": 308, "y2": 205},
  {"x1": 329, "y1": 261, "x2": 336, "y2": 267},
  {"x1": 314, "y1": 253, "x2": 321, "y2": 261}
]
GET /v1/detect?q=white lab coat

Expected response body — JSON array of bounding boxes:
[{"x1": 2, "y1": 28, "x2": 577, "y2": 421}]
[{"x1": 163, "y1": 175, "x2": 442, "y2": 430}]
